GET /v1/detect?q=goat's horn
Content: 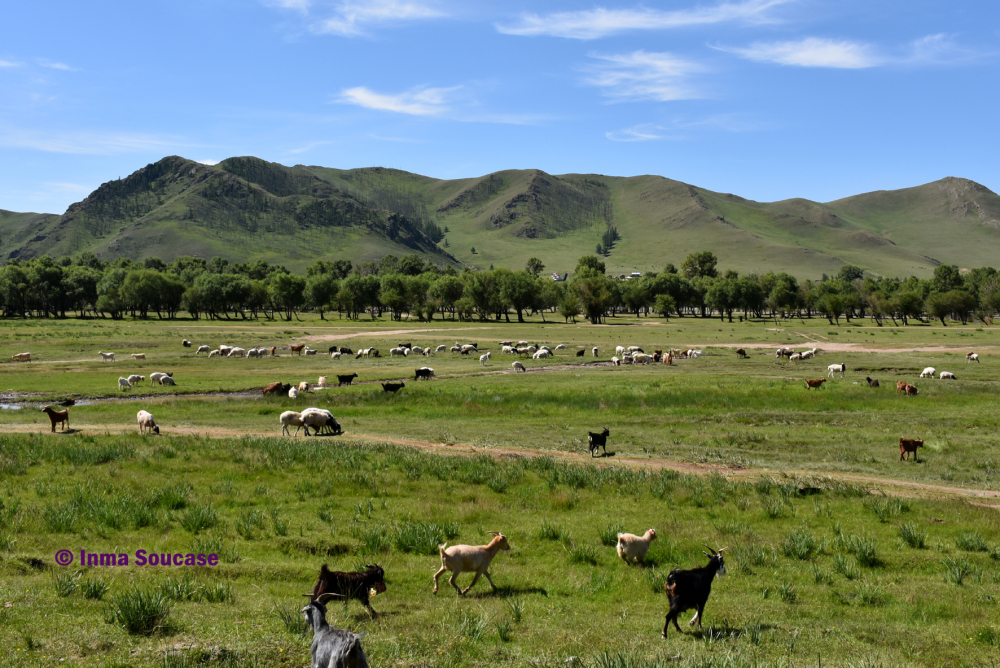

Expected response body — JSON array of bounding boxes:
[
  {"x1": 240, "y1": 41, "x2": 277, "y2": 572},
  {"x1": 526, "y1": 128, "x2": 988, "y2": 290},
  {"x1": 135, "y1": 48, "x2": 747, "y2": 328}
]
[
  {"x1": 718, "y1": 546, "x2": 729, "y2": 553},
  {"x1": 702, "y1": 544, "x2": 718, "y2": 554}
]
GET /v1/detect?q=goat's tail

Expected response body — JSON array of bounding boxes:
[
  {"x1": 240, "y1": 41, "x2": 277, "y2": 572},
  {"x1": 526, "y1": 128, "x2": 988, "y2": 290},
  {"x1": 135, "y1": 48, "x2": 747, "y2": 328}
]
[{"x1": 438, "y1": 543, "x2": 448, "y2": 557}]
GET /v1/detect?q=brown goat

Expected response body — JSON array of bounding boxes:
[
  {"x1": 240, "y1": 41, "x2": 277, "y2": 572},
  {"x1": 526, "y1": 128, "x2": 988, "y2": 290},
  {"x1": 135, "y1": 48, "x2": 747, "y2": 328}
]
[
  {"x1": 805, "y1": 378, "x2": 826, "y2": 390},
  {"x1": 290, "y1": 344, "x2": 306, "y2": 355},
  {"x1": 904, "y1": 384, "x2": 919, "y2": 396},
  {"x1": 899, "y1": 438, "x2": 924, "y2": 461},
  {"x1": 736, "y1": 348, "x2": 748, "y2": 359},
  {"x1": 41, "y1": 406, "x2": 69, "y2": 433},
  {"x1": 896, "y1": 380, "x2": 908, "y2": 393}
]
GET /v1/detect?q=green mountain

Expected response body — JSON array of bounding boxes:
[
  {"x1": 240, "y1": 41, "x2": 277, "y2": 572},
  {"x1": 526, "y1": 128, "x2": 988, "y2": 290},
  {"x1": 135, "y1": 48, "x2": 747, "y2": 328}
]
[{"x1": 4, "y1": 156, "x2": 1000, "y2": 277}]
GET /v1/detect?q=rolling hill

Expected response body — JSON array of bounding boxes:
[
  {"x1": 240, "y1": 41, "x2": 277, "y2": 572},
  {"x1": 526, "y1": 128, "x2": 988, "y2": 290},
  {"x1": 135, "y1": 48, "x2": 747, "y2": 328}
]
[{"x1": 3, "y1": 156, "x2": 1000, "y2": 278}]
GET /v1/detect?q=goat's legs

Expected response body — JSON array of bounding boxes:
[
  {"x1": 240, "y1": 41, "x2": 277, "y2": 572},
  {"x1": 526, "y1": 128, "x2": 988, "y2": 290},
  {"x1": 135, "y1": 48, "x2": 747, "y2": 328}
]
[
  {"x1": 689, "y1": 605, "x2": 704, "y2": 627},
  {"x1": 460, "y1": 570, "x2": 482, "y2": 595},
  {"x1": 449, "y1": 570, "x2": 464, "y2": 594},
  {"x1": 483, "y1": 570, "x2": 498, "y2": 590},
  {"x1": 432, "y1": 566, "x2": 448, "y2": 594}
]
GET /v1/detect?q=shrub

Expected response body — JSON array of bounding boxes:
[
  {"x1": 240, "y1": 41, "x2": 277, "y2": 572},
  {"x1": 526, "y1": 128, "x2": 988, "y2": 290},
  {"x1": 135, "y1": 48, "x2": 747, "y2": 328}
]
[
  {"x1": 180, "y1": 504, "x2": 218, "y2": 534},
  {"x1": 956, "y1": 531, "x2": 989, "y2": 552},
  {"x1": 105, "y1": 588, "x2": 172, "y2": 635}
]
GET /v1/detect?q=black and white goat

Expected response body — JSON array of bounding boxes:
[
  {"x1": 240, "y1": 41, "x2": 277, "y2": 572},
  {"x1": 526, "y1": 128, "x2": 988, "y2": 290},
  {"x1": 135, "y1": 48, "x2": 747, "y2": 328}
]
[
  {"x1": 662, "y1": 545, "x2": 727, "y2": 638},
  {"x1": 300, "y1": 593, "x2": 369, "y2": 668},
  {"x1": 588, "y1": 428, "x2": 610, "y2": 457}
]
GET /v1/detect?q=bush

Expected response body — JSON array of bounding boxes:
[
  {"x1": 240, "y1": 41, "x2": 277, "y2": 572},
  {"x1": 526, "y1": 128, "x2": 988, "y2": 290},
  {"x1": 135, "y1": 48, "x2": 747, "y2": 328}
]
[
  {"x1": 899, "y1": 523, "x2": 926, "y2": 549},
  {"x1": 180, "y1": 504, "x2": 218, "y2": 534},
  {"x1": 105, "y1": 588, "x2": 172, "y2": 635}
]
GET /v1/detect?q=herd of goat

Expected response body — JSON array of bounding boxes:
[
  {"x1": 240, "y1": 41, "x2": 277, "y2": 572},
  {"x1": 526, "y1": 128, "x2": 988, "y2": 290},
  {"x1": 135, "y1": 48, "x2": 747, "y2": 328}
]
[{"x1": 298, "y1": 529, "x2": 728, "y2": 666}]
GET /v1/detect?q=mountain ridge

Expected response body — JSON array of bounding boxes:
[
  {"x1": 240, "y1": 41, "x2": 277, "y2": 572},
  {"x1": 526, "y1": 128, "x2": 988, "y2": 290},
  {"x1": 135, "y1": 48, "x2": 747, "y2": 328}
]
[{"x1": 3, "y1": 157, "x2": 999, "y2": 278}]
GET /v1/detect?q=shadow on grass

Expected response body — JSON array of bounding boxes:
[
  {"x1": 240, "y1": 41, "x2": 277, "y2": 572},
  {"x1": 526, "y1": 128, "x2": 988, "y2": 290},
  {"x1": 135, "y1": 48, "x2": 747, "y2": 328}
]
[{"x1": 468, "y1": 584, "x2": 548, "y2": 599}]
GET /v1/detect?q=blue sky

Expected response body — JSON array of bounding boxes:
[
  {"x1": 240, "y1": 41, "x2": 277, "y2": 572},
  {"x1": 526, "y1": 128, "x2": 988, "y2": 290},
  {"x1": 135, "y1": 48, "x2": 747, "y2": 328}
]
[{"x1": 1, "y1": 0, "x2": 997, "y2": 214}]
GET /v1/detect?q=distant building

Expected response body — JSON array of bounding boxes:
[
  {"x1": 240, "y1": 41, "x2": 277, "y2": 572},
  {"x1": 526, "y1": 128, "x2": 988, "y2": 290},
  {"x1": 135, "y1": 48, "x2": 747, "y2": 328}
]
[{"x1": 551, "y1": 272, "x2": 567, "y2": 282}]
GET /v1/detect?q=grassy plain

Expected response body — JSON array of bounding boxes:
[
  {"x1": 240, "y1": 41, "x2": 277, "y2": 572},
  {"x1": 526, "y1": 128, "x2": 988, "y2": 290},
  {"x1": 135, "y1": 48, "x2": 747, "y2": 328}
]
[{"x1": 1, "y1": 313, "x2": 999, "y2": 667}]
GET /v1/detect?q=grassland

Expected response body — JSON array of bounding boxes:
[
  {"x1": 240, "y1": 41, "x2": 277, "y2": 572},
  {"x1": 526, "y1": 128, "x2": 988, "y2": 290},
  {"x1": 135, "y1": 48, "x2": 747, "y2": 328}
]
[{"x1": 1, "y1": 314, "x2": 1000, "y2": 667}]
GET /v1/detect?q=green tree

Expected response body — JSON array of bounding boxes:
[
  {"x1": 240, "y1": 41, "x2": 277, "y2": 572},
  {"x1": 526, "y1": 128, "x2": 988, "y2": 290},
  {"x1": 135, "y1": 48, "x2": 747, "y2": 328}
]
[
  {"x1": 681, "y1": 251, "x2": 719, "y2": 279},
  {"x1": 654, "y1": 293, "x2": 676, "y2": 319},
  {"x1": 500, "y1": 270, "x2": 539, "y2": 323},
  {"x1": 575, "y1": 255, "x2": 606, "y2": 275},
  {"x1": 267, "y1": 272, "x2": 306, "y2": 321},
  {"x1": 932, "y1": 265, "x2": 964, "y2": 293},
  {"x1": 837, "y1": 264, "x2": 865, "y2": 282},
  {"x1": 559, "y1": 294, "x2": 580, "y2": 323},
  {"x1": 526, "y1": 257, "x2": 545, "y2": 277},
  {"x1": 305, "y1": 272, "x2": 339, "y2": 320}
]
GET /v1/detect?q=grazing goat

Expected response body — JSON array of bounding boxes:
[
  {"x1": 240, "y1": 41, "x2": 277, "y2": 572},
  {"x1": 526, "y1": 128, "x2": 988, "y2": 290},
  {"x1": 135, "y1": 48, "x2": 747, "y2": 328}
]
[
  {"x1": 137, "y1": 410, "x2": 159, "y2": 435},
  {"x1": 776, "y1": 348, "x2": 793, "y2": 359},
  {"x1": 939, "y1": 371, "x2": 956, "y2": 380},
  {"x1": 208, "y1": 350, "x2": 220, "y2": 358},
  {"x1": 801, "y1": 350, "x2": 815, "y2": 359},
  {"x1": 512, "y1": 361, "x2": 525, "y2": 373},
  {"x1": 611, "y1": 357, "x2": 621, "y2": 366},
  {"x1": 904, "y1": 383, "x2": 919, "y2": 396},
  {"x1": 920, "y1": 367, "x2": 936, "y2": 378},
  {"x1": 337, "y1": 373, "x2": 358, "y2": 386},
  {"x1": 576, "y1": 349, "x2": 585, "y2": 357},
  {"x1": 805, "y1": 378, "x2": 826, "y2": 390},
  {"x1": 735, "y1": 348, "x2": 748, "y2": 359},
  {"x1": 433, "y1": 532, "x2": 511, "y2": 595},
  {"x1": 118, "y1": 377, "x2": 132, "y2": 391},
  {"x1": 617, "y1": 529, "x2": 656, "y2": 564},
  {"x1": 788, "y1": 353, "x2": 802, "y2": 362},
  {"x1": 827, "y1": 363, "x2": 846, "y2": 378},
  {"x1": 480, "y1": 352, "x2": 491, "y2": 366},
  {"x1": 588, "y1": 428, "x2": 610, "y2": 457},
  {"x1": 182, "y1": 339, "x2": 192, "y2": 347},
  {"x1": 662, "y1": 546, "x2": 727, "y2": 638},
  {"x1": 131, "y1": 353, "x2": 146, "y2": 361},
  {"x1": 593, "y1": 347, "x2": 599, "y2": 357},
  {"x1": 298, "y1": 381, "x2": 311, "y2": 393},
  {"x1": 290, "y1": 344, "x2": 306, "y2": 355},
  {"x1": 899, "y1": 438, "x2": 924, "y2": 461},
  {"x1": 414, "y1": 367, "x2": 434, "y2": 381},
  {"x1": 127, "y1": 374, "x2": 145, "y2": 385},
  {"x1": 196, "y1": 345, "x2": 210, "y2": 355},
  {"x1": 533, "y1": 349, "x2": 551, "y2": 360},
  {"x1": 436, "y1": 345, "x2": 447, "y2": 352},
  {"x1": 41, "y1": 406, "x2": 69, "y2": 433},
  {"x1": 967, "y1": 352, "x2": 979, "y2": 363},
  {"x1": 301, "y1": 408, "x2": 343, "y2": 436},
  {"x1": 263, "y1": 382, "x2": 290, "y2": 396},
  {"x1": 98, "y1": 351, "x2": 115, "y2": 362},
  {"x1": 280, "y1": 411, "x2": 305, "y2": 436},
  {"x1": 382, "y1": 382, "x2": 405, "y2": 393},
  {"x1": 896, "y1": 380, "x2": 908, "y2": 393},
  {"x1": 555, "y1": 344, "x2": 566, "y2": 350},
  {"x1": 10, "y1": 352, "x2": 30, "y2": 362},
  {"x1": 390, "y1": 347, "x2": 406, "y2": 357},
  {"x1": 159, "y1": 376, "x2": 176, "y2": 386},
  {"x1": 309, "y1": 564, "x2": 387, "y2": 615},
  {"x1": 866, "y1": 377, "x2": 880, "y2": 388},
  {"x1": 300, "y1": 593, "x2": 370, "y2": 668},
  {"x1": 632, "y1": 353, "x2": 652, "y2": 365},
  {"x1": 331, "y1": 351, "x2": 342, "y2": 360}
]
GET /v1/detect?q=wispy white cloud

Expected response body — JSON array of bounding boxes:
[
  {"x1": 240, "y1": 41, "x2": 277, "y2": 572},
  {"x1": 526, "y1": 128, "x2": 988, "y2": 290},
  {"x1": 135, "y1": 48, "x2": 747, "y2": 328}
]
[
  {"x1": 497, "y1": 0, "x2": 790, "y2": 40},
  {"x1": 338, "y1": 85, "x2": 456, "y2": 115},
  {"x1": 716, "y1": 37, "x2": 880, "y2": 68},
  {"x1": 197, "y1": 159, "x2": 220, "y2": 165},
  {"x1": 0, "y1": 59, "x2": 20, "y2": 68},
  {"x1": 584, "y1": 51, "x2": 704, "y2": 102},
  {"x1": 265, "y1": 0, "x2": 311, "y2": 12},
  {"x1": 271, "y1": 0, "x2": 445, "y2": 36},
  {"x1": 0, "y1": 128, "x2": 190, "y2": 155},
  {"x1": 38, "y1": 60, "x2": 75, "y2": 71},
  {"x1": 607, "y1": 115, "x2": 762, "y2": 141},
  {"x1": 717, "y1": 34, "x2": 988, "y2": 69}
]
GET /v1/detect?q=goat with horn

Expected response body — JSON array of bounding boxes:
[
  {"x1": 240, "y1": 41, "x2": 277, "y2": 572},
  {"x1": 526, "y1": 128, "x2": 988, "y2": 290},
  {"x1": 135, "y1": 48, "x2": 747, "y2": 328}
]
[{"x1": 662, "y1": 545, "x2": 728, "y2": 638}]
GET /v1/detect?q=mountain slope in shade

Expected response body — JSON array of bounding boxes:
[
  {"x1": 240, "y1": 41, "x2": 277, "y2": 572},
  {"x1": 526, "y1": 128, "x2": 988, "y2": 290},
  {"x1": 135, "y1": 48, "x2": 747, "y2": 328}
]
[{"x1": 2, "y1": 157, "x2": 999, "y2": 278}]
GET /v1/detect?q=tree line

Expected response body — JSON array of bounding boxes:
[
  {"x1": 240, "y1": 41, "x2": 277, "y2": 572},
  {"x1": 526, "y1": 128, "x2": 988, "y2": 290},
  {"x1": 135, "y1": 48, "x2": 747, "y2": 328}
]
[{"x1": 1, "y1": 250, "x2": 997, "y2": 326}]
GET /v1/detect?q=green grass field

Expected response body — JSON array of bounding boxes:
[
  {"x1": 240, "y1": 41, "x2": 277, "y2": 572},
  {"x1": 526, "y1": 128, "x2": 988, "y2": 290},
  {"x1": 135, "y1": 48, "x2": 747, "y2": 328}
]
[{"x1": 1, "y1": 313, "x2": 999, "y2": 667}]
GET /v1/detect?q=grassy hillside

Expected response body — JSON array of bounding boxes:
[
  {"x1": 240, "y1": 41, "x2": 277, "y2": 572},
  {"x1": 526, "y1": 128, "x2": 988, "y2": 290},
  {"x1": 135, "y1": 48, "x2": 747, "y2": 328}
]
[{"x1": 5, "y1": 157, "x2": 1000, "y2": 278}]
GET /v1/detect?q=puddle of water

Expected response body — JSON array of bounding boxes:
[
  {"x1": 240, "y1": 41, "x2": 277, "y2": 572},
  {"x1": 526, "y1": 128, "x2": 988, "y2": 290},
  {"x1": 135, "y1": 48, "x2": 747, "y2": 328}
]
[{"x1": 0, "y1": 404, "x2": 23, "y2": 410}]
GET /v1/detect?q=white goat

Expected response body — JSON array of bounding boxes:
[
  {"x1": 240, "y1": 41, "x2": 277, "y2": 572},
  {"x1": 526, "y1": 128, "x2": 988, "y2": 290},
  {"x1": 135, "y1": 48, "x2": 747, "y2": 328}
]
[
  {"x1": 433, "y1": 532, "x2": 511, "y2": 595},
  {"x1": 920, "y1": 367, "x2": 936, "y2": 378},
  {"x1": 298, "y1": 381, "x2": 311, "y2": 393},
  {"x1": 98, "y1": 351, "x2": 115, "y2": 362},
  {"x1": 208, "y1": 350, "x2": 220, "y2": 358},
  {"x1": 131, "y1": 353, "x2": 146, "y2": 361},
  {"x1": 137, "y1": 410, "x2": 159, "y2": 435},
  {"x1": 967, "y1": 352, "x2": 979, "y2": 363},
  {"x1": 616, "y1": 528, "x2": 657, "y2": 564},
  {"x1": 436, "y1": 345, "x2": 447, "y2": 352},
  {"x1": 789, "y1": 353, "x2": 802, "y2": 361},
  {"x1": 196, "y1": 345, "x2": 210, "y2": 355},
  {"x1": 480, "y1": 352, "x2": 491, "y2": 366},
  {"x1": 611, "y1": 356, "x2": 621, "y2": 366},
  {"x1": 940, "y1": 371, "x2": 956, "y2": 380},
  {"x1": 127, "y1": 374, "x2": 145, "y2": 385},
  {"x1": 289, "y1": 387, "x2": 298, "y2": 399},
  {"x1": 149, "y1": 372, "x2": 171, "y2": 386},
  {"x1": 118, "y1": 377, "x2": 131, "y2": 391},
  {"x1": 159, "y1": 376, "x2": 176, "y2": 386},
  {"x1": 555, "y1": 344, "x2": 566, "y2": 350},
  {"x1": 828, "y1": 363, "x2": 846, "y2": 378},
  {"x1": 331, "y1": 351, "x2": 342, "y2": 360},
  {"x1": 512, "y1": 361, "x2": 525, "y2": 373},
  {"x1": 227, "y1": 347, "x2": 246, "y2": 358},
  {"x1": 533, "y1": 349, "x2": 550, "y2": 360},
  {"x1": 390, "y1": 347, "x2": 405, "y2": 357}
]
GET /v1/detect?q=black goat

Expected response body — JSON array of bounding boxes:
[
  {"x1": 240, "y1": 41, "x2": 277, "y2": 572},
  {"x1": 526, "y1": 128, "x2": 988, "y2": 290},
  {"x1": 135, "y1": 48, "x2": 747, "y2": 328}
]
[
  {"x1": 866, "y1": 376, "x2": 880, "y2": 388},
  {"x1": 300, "y1": 593, "x2": 370, "y2": 668},
  {"x1": 399, "y1": 342, "x2": 412, "y2": 349},
  {"x1": 414, "y1": 367, "x2": 434, "y2": 381},
  {"x1": 308, "y1": 564, "x2": 387, "y2": 615},
  {"x1": 576, "y1": 349, "x2": 585, "y2": 357},
  {"x1": 337, "y1": 373, "x2": 359, "y2": 386},
  {"x1": 382, "y1": 382, "x2": 405, "y2": 393},
  {"x1": 663, "y1": 546, "x2": 727, "y2": 638},
  {"x1": 588, "y1": 427, "x2": 610, "y2": 457}
]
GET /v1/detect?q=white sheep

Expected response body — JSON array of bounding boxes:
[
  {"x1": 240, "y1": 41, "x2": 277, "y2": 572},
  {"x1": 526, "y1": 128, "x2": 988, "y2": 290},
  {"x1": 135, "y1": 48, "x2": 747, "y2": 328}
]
[
  {"x1": 99, "y1": 351, "x2": 115, "y2": 362},
  {"x1": 436, "y1": 345, "x2": 447, "y2": 352},
  {"x1": 288, "y1": 387, "x2": 298, "y2": 399},
  {"x1": 298, "y1": 381, "x2": 311, "y2": 393},
  {"x1": 131, "y1": 353, "x2": 146, "y2": 361},
  {"x1": 555, "y1": 344, "x2": 566, "y2": 350},
  {"x1": 127, "y1": 374, "x2": 145, "y2": 385},
  {"x1": 593, "y1": 347, "x2": 599, "y2": 357},
  {"x1": 196, "y1": 345, "x2": 210, "y2": 355},
  {"x1": 331, "y1": 351, "x2": 342, "y2": 360},
  {"x1": 512, "y1": 361, "x2": 525, "y2": 373},
  {"x1": 480, "y1": 352, "x2": 491, "y2": 366},
  {"x1": 159, "y1": 376, "x2": 176, "y2": 386},
  {"x1": 533, "y1": 349, "x2": 550, "y2": 360},
  {"x1": 617, "y1": 528, "x2": 657, "y2": 564},
  {"x1": 280, "y1": 410, "x2": 305, "y2": 436},
  {"x1": 433, "y1": 532, "x2": 511, "y2": 595},
  {"x1": 118, "y1": 377, "x2": 131, "y2": 391},
  {"x1": 920, "y1": 367, "x2": 936, "y2": 378},
  {"x1": 612, "y1": 356, "x2": 621, "y2": 366},
  {"x1": 940, "y1": 371, "x2": 956, "y2": 380},
  {"x1": 137, "y1": 410, "x2": 159, "y2": 435}
]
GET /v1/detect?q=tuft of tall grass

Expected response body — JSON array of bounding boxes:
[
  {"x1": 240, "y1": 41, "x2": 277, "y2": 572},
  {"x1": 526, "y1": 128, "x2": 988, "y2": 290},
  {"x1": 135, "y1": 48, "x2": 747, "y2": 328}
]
[
  {"x1": 837, "y1": 534, "x2": 880, "y2": 567},
  {"x1": 899, "y1": 523, "x2": 926, "y2": 549},
  {"x1": 105, "y1": 588, "x2": 172, "y2": 635},
  {"x1": 180, "y1": 503, "x2": 218, "y2": 534},
  {"x1": 942, "y1": 556, "x2": 972, "y2": 585},
  {"x1": 856, "y1": 579, "x2": 887, "y2": 606},
  {"x1": 457, "y1": 611, "x2": 488, "y2": 642},
  {"x1": 864, "y1": 495, "x2": 908, "y2": 523},
  {"x1": 599, "y1": 522, "x2": 624, "y2": 546},
  {"x1": 761, "y1": 496, "x2": 785, "y2": 519},
  {"x1": 778, "y1": 581, "x2": 797, "y2": 603},
  {"x1": 734, "y1": 544, "x2": 777, "y2": 574},
  {"x1": 495, "y1": 618, "x2": 513, "y2": 642},
  {"x1": 782, "y1": 529, "x2": 818, "y2": 560},
  {"x1": 566, "y1": 542, "x2": 599, "y2": 566},
  {"x1": 199, "y1": 580, "x2": 234, "y2": 604},
  {"x1": 394, "y1": 521, "x2": 460, "y2": 555},
  {"x1": 269, "y1": 507, "x2": 288, "y2": 537},
  {"x1": 355, "y1": 524, "x2": 391, "y2": 555},
  {"x1": 956, "y1": 531, "x2": 989, "y2": 552},
  {"x1": 43, "y1": 501, "x2": 79, "y2": 533},
  {"x1": 833, "y1": 554, "x2": 860, "y2": 581},
  {"x1": 538, "y1": 519, "x2": 568, "y2": 542},
  {"x1": 274, "y1": 601, "x2": 309, "y2": 635},
  {"x1": 234, "y1": 509, "x2": 267, "y2": 540},
  {"x1": 505, "y1": 597, "x2": 524, "y2": 623},
  {"x1": 82, "y1": 576, "x2": 111, "y2": 600},
  {"x1": 54, "y1": 570, "x2": 81, "y2": 597}
]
